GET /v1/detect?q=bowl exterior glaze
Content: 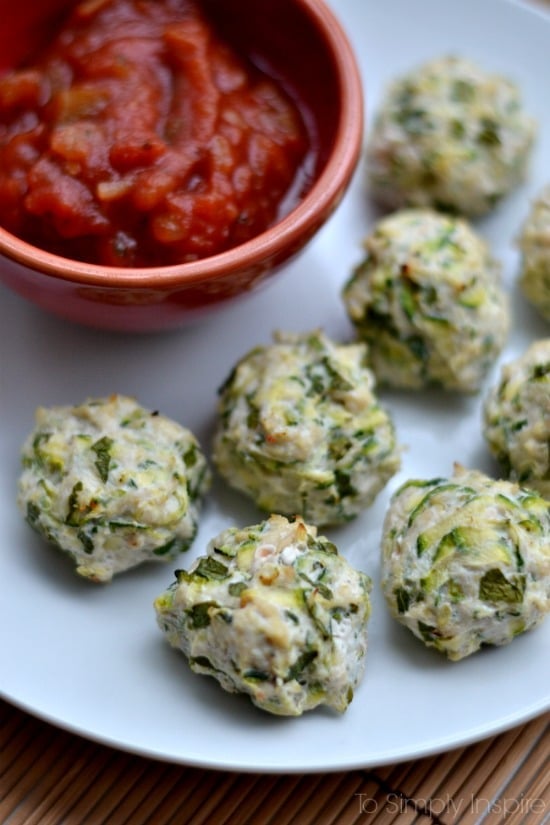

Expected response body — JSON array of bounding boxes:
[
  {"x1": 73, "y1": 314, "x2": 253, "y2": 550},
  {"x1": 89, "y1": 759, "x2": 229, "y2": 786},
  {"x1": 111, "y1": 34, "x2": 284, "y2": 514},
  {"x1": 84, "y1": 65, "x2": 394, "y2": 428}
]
[
  {"x1": 0, "y1": 0, "x2": 364, "y2": 331},
  {"x1": 0, "y1": 217, "x2": 328, "y2": 331}
]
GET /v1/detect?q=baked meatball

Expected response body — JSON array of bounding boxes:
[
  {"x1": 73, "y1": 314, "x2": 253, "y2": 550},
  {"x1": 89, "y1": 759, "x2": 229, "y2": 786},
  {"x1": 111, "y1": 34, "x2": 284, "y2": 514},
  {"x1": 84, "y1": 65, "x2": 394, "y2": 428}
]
[
  {"x1": 381, "y1": 465, "x2": 550, "y2": 660},
  {"x1": 154, "y1": 514, "x2": 372, "y2": 715},
  {"x1": 366, "y1": 55, "x2": 536, "y2": 217},
  {"x1": 212, "y1": 329, "x2": 401, "y2": 525},
  {"x1": 518, "y1": 185, "x2": 550, "y2": 321},
  {"x1": 18, "y1": 395, "x2": 210, "y2": 582},
  {"x1": 342, "y1": 209, "x2": 509, "y2": 391},
  {"x1": 483, "y1": 339, "x2": 550, "y2": 497}
]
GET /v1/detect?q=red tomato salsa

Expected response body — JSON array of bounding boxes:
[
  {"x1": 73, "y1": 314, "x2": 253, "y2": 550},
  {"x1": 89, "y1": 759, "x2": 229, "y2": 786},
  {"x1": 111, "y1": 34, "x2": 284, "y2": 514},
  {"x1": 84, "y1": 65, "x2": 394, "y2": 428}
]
[{"x1": 0, "y1": 0, "x2": 310, "y2": 267}]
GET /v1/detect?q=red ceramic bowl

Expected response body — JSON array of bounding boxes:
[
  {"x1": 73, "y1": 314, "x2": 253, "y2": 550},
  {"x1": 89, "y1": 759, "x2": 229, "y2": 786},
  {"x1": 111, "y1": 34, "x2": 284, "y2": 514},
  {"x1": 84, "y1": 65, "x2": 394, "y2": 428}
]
[{"x1": 0, "y1": 0, "x2": 363, "y2": 332}]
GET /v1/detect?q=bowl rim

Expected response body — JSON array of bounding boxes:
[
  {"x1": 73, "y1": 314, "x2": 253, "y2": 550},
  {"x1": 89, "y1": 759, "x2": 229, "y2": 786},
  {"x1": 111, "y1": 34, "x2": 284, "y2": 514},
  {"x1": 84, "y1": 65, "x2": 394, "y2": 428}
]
[{"x1": 0, "y1": 0, "x2": 363, "y2": 290}]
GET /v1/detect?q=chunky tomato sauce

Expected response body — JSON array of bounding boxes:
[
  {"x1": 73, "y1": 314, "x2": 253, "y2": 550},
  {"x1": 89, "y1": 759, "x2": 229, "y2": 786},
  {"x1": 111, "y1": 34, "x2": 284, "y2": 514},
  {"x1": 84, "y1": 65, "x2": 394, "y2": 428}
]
[{"x1": 0, "y1": 0, "x2": 309, "y2": 267}]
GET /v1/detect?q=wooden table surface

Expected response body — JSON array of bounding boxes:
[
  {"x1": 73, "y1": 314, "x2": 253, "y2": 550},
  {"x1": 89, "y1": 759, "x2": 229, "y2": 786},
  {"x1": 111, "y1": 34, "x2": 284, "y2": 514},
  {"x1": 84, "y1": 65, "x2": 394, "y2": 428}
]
[{"x1": 2, "y1": 1, "x2": 550, "y2": 823}]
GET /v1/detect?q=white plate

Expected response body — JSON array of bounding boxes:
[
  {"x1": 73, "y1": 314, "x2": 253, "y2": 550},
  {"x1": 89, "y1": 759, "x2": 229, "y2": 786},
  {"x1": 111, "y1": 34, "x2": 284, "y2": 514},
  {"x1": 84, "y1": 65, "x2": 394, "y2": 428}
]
[{"x1": 1, "y1": 0, "x2": 549, "y2": 774}]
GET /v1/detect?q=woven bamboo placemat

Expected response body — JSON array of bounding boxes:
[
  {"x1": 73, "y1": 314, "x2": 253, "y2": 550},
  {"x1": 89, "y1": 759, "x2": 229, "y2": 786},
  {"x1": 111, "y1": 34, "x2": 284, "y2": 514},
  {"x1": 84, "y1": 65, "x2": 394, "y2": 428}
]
[{"x1": 1, "y1": 700, "x2": 548, "y2": 824}]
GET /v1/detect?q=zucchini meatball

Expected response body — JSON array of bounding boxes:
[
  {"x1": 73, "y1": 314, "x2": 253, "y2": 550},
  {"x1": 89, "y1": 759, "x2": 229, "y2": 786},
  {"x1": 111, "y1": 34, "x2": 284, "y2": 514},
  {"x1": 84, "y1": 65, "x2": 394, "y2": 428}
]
[
  {"x1": 483, "y1": 339, "x2": 550, "y2": 497},
  {"x1": 212, "y1": 329, "x2": 401, "y2": 526},
  {"x1": 342, "y1": 209, "x2": 509, "y2": 391},
  {"x1": 154, "y1": 514, "x2": 372, "y2": 715},
  {"x1": 518, "y1": 185, "x2": 550, "y2": 321},
  {"x1": 367, "y1": 55, "x2": 536, "y2": 217},
  {"x1": 17, "y1": 395, "x2": 210, "y2": 582},
  {"x1": 381, "y1": 465, "x2": 550, "y2": 660}
]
